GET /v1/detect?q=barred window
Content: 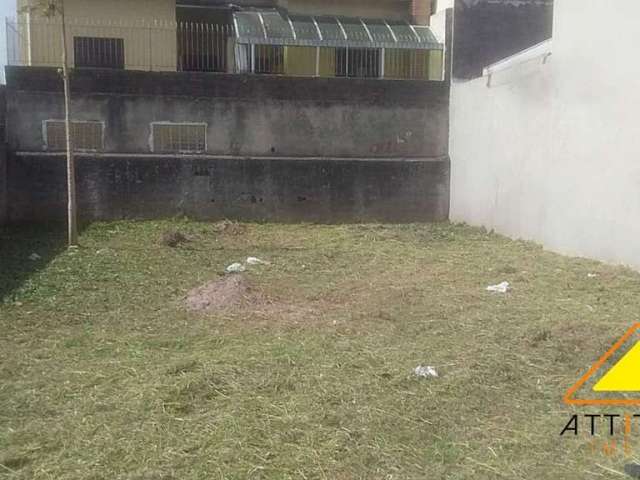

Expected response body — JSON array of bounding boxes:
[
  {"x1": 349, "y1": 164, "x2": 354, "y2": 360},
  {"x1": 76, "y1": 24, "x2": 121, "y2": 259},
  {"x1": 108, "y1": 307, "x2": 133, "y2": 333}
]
[
  {"x1": 74, "y1": 37, "x2": 125, "y2": 69},
  {"x1": 151, "y1": 123, "x2": 207, "y2": 153},
  {"x1": 44, "y1": 120, "x2": 104, "y2": 151},
  {"x1": 254, "y1": 45, "x2": 285, "y2": 75},
  {"x1": 336, "y1": 48, "x2": 381, "y2": 78}
]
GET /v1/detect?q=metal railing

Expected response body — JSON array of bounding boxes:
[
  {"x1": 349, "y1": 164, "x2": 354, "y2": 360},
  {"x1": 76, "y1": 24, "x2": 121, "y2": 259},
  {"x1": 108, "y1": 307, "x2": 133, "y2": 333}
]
[
  {"x1": 177, "y1": 23, "x2": 233, "y2": 73},
  {"x1": 5, "y1": 18, "x2": 444, "y2": 80}
]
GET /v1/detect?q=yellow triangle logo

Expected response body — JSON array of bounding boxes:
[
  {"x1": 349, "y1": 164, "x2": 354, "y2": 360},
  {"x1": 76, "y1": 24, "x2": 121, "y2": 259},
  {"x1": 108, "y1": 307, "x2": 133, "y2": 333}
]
[
  {"x1": 564, "y1": 323, "x2": 640, "y2": 406},
  {"x1": 593, "y1": 341, "x2": 640, "y2": 392}
]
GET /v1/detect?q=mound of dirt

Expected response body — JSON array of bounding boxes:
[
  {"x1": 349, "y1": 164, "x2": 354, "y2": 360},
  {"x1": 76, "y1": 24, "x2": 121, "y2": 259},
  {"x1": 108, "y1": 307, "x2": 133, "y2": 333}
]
[
  {"x1": 185, "y1": 275, "x2": 251, "y2": 312},
  {"x1": 160, "y1": 230, "x2": 188, "y2": 248}
]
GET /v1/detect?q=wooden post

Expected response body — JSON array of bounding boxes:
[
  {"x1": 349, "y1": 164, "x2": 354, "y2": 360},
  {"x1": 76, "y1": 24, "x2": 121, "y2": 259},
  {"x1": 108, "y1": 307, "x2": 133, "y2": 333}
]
[{"x1": 60, "y1": 0, "x2": 77, "y2": 246}]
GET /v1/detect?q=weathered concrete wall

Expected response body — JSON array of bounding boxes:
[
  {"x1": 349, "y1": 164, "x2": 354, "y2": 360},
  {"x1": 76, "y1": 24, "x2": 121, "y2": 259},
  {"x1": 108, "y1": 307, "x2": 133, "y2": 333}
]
[
  {"x1": 0, "y1": 86, "x2": 6, "y2": 225},
  {"x1": 6, "y1": 67, "x2": 450, "y2": 159},
  {"x1": 0, "y1": 85, "x2": 5, "y2": 141},
  {"x1": 0, "y1": 144, "x2": 6, "y2": 225},
  {"x1": 5, "y1": 55, "x2": 451, "y2": 224},
  {"x1": 450, "y1": 0, "x2": 640, "y2": 270},
  {"x1": 452, "y1": 0, "x2": 553, "y2": 80},
  {"x1": 7, "y1": 154, "x2": 450, "y2": 224}
]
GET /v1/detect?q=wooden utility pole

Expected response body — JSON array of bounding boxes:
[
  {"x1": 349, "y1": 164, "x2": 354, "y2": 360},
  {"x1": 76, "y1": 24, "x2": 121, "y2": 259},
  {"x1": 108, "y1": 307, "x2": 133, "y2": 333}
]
[{"x1": 59, "y1": 0, "x2": 78, "y2": 246}]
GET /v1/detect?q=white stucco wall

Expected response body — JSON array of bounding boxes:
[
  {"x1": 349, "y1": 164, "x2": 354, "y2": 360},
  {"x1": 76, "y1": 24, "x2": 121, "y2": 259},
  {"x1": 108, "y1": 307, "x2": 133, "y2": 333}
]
[{"x1": 450, "y1": 0, "x2": 640, "y2": 269}]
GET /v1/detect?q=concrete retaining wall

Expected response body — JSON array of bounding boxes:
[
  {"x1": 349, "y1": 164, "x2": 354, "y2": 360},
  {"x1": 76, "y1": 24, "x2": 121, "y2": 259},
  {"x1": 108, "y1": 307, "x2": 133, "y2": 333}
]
[
  {"x1": 3, "y1": 66, "x2": 451, "y2": 224},
  {"x1": 0, "y1": 85, "x2": 5, "y2": 142},
  {"x1": 6, "y1": 67, "x2": 450, "y2": 159},
  {"x1": 8, "y1": 154, "x2": 450, "y2": 224},
  {"x1": 0, "y1": 144, "x2": 6, "y2": 225},
  {"x1": 0, "y1": 85, "x2": 6, "y2": 225}
]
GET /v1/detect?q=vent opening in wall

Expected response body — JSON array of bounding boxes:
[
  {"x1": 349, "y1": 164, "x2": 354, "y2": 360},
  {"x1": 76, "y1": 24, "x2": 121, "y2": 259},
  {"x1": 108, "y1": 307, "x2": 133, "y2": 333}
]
[
  {"x1": 151, "y1": 123, "x2": 207, "y2": 154},
  {"x1": 44, "y1": 120, "x2": 104, "y2": 151}
]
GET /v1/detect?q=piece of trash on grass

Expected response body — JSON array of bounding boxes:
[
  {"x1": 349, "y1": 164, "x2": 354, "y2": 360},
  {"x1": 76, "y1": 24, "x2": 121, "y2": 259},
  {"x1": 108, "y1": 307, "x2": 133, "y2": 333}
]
[
  {"x1": 225, "y1": 262, "x2": 246, "y2": 274},
  {"x1": 246, "y1": 257, "x2": 271, "y2": 266},
  {"x1": 414, "y1": 365, "x2": 439, "y2": 379},
  {"x1": 486, "y1": 281, "x2": 510, "y2": 293},
  {"x1": 28, "y1": 253, "x2": 41, "y2": 261},
  {"x1": 587, "y1": 273, "x2": 599, "y2": 278}
]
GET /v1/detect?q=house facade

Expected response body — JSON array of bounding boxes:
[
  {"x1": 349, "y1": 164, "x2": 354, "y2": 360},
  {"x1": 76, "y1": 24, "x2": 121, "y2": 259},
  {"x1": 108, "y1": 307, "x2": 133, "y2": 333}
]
[
  {"x1": 1, "y1": 0, "x2": 452, "y2": 225},
  {"x1": 11, "y1": 0, "x2": 443, "y2": 79}
]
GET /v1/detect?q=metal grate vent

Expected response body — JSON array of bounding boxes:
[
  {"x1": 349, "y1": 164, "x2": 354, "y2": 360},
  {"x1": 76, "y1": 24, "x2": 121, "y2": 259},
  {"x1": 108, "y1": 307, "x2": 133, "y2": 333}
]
[
  {"x1": 151, "y1": 123, "x2": 207, "y2": 153},
  {"x1": 44, "y1": 120, "x2": 104, "y2": 151}
]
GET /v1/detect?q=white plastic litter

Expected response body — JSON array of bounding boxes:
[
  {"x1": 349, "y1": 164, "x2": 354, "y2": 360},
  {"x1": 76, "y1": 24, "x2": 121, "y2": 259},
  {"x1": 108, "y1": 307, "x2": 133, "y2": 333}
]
[
  {"x1": 414, "y1": 365, "x2": 439, "y2": 379},
  {"x1": 486, "y1": 281, "x2": 510, "y2": 293},
  {"x1": 587, "y1": 273, "x2": 599, "y2": 278},
  {"x1": 28, "y1": 253, "x2": 42, "y2": 261},
  {"x1": 246, "y1": 257, "x2": 271, "y2": 266},
  {"x1": 225, "y1": 263, "x2": 246, "y2": 274}
]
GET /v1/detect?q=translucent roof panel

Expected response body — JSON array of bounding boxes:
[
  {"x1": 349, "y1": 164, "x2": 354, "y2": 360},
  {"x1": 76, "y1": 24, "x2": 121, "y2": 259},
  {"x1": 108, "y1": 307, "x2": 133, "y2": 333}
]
[
  {"x1": 364, "y1": 19, "x2": 395, "y2": 44},
  {"x1": 234, "y1": 11, "x2": 265, "y2": 39},
  {"x1": 261, "y1": 11, "x2": 294, "y2": 41},
  {"x1": 289, "y1": 15, "x2": 321, "y2": 42},
  {"x1": 337, "y1": 17, "x2": 370, "y2": 43},
  {"x1": 233, "y1": 11, "x2": 443, "y2": 50},
  {"x1": 314, "y1": 16, "x2": 345, "y2": 42},
  {"x1": 413, "y1": 26, "x2": 440, "y2": 47},
  {"x1": 387, "y1": 21, "x2": 419, "y2": 44}
]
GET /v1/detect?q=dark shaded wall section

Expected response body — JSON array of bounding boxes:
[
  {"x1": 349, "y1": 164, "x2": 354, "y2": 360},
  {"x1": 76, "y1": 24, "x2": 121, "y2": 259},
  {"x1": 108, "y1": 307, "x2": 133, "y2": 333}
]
[
  {"x1": 0, "y1": 145, "x2": 6, "y2": 225},
  {"x1": 0, "y1": 85, "x2": 6, "y2": 142},
  {"x1": 0, "y1": 86, "x2": 6, "y2": 225},
  {"x1": 453, "y1": 0, "x2": 554, "y2": 80},
  {"x1": 8, "y1": 154, "x2": 450, "y2": 223},
  {"x1": 6, "y1": 67, "x2": 450, "y2": 159}
]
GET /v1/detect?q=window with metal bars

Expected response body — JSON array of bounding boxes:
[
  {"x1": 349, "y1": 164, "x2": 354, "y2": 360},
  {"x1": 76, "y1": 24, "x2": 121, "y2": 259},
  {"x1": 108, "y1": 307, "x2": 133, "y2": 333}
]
[
  {"x1": 151, "y1": 123, "x2": 207, "y2": 154},
  {"x1": 44, "y1": 120, "x2": 104, "y2": 151},
  {"x1": 73, "y1": 37, "x2": 125, "y2": 69},
  {"x1": 335, "y1": 48, "x2": 381, "y2": 78},
  {"x1": 254, "y1": 45, "x2": 285, "y2": 75},
  {"x1": 177, "y1": 23, "x2": 231, "y2": 73}
]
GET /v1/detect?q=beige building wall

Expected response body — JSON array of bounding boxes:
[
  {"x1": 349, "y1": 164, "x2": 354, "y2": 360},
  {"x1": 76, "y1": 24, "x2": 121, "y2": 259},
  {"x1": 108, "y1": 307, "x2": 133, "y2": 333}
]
[
  {"x1": 282, "y1": 0, "x2": 413, "y2": 22},
  {"x1": 18, "y1": 0, "x2": 177, "y2": 71},
  {"x1": 16, "y1": 0, "x2": 432, "y2": 74}
]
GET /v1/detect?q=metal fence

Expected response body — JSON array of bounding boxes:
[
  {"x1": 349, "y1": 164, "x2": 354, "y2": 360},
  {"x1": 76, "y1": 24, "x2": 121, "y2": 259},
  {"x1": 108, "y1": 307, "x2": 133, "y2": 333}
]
[{"x1": 5, "y1": 18, "x2": 444, "y2": 80}]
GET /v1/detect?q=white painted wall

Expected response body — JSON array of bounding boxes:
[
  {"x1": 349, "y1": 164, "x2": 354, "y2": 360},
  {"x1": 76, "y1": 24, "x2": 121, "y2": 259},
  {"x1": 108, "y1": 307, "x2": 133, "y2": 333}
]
[
  {"x1": 429, "y1": 0, "x2": 452, "y2": 41},
  {"x1": 449, "y1": 0, "x2": 640, "y2": 269}
]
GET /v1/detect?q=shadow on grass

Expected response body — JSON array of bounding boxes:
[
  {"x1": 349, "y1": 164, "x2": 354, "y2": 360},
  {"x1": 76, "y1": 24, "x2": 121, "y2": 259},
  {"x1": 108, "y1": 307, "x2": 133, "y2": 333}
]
[{"x1": 0, "y1": 223, "x2": 67, "y2": 303}]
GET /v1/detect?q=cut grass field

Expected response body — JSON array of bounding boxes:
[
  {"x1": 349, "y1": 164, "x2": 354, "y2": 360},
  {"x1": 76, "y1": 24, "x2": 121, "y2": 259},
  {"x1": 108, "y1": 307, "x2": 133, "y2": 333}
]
[{"x1": 1, "y1": 220, "x2": 639, "y2": 479}]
